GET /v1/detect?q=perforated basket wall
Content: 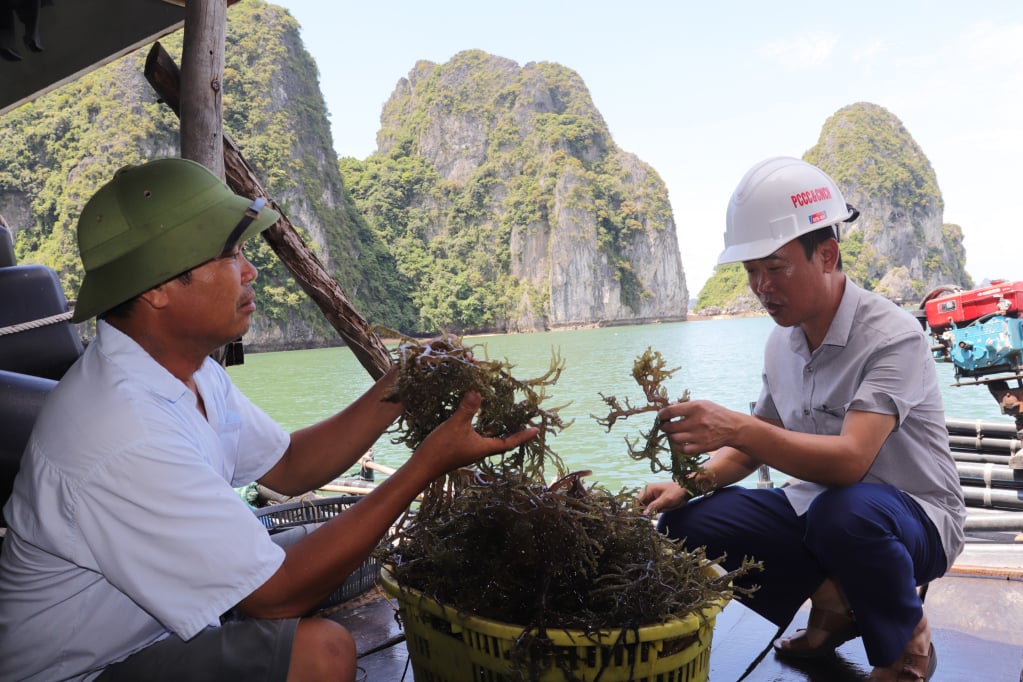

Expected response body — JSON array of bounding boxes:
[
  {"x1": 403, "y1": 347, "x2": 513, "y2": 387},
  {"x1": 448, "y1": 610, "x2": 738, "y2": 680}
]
[
  {"x1": 255, "y1": 496, "x2": 380, "y2": 607},
  {"x1": 380, "y1": 565, "x2": 728, "y2": 682}
]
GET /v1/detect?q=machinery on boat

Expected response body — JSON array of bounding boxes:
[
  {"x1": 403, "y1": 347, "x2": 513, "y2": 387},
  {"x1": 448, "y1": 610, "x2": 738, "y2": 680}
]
[
  {"x1": 917, "y1": 281, "x2": 1023, "y2": 519},
  {"x1": 923, "y1": 280, "x2": 1023, "y2": 387}
]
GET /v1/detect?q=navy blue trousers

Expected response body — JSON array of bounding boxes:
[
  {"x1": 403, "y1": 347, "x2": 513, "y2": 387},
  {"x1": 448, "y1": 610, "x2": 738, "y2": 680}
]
[{"x1": 657, "y1": 483, "x2": 946, "y2": 666}]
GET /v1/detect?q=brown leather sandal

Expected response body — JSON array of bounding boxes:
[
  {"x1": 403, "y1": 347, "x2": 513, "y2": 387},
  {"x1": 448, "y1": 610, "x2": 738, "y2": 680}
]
[
  {"x1": 772, "y1": 607, "x2": 859, "y2": 659},
  {"x1": 869, "y1": 642, "x2": 937, "y2": 681},
  {"x1": 897, "y1": 641, "x2": 937, "y2": 681}
]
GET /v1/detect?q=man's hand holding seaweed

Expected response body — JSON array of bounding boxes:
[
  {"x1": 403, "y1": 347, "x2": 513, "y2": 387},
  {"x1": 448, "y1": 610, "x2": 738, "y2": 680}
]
[
  {"x1": 407, "y1": 390, "x2": 539, "y2": 479},
  {"x1": 377, "y1": 328, "x2": 566, "y2": 482},
  {"x1": 658, "y1": 398, "x2": 743, "y2": 459}
]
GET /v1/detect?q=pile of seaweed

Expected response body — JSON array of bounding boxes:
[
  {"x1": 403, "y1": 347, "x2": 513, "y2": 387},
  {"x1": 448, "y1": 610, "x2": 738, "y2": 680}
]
[{"x1": 376, "y1": 333, "x2": 757, "y2": 637}]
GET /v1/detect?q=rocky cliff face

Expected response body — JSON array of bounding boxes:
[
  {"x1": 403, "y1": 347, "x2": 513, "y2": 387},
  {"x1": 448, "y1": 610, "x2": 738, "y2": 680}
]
[
  {"x1": 361, "y1": 50, "x2": 688, "y2": 332},
  {"x1": 0, "y1": 1, "x2": 409, "y2": 351},
  {"x1": 1, "y1": 9, "x2": 687, "y2": 346},
  {"x1": 805, "y1": 102, "x2": 971, "y2": 301}
]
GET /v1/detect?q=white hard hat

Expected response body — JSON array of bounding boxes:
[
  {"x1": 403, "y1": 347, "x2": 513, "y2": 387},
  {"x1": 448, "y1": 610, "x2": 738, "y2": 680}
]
[{"x1": 718, "y1": 156, "x2": 855, "y2": 265}]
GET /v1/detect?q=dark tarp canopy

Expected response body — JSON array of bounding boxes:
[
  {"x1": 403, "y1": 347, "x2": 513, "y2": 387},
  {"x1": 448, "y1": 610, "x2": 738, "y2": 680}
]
[{"x1": 0, "y1": 0, "x2": 188, "y2": 116}]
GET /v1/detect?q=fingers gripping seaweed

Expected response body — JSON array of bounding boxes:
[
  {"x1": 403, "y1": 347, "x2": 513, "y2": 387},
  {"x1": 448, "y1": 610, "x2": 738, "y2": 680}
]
[
  {"x1": 380, "y1": 329, "x2": 569, "y2": 479},
  {"x1": 595, "y1": 347, "x2": 711, "y2": 493}
]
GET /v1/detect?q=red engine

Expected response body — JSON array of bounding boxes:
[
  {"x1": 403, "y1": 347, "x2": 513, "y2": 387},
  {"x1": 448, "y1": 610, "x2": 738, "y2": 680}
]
[{"x1": 924, "y1": 280, "x2": 1023, "y2": 334}]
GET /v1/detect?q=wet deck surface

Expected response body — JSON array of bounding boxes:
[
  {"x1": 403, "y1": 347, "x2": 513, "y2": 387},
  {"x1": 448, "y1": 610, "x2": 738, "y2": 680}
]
[{"x1": 334, "y1": 534, "x2": 1023, "y2": 681}]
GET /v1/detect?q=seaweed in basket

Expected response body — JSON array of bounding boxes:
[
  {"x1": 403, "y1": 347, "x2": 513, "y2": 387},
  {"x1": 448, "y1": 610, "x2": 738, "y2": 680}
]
[{"x1": 375, "y1": 332, "x2": 759, "y2": 681}]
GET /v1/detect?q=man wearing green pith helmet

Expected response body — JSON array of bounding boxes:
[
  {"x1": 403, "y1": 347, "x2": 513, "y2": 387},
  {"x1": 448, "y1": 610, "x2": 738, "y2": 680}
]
[{"x1": 0, "y1": 158, "x2": 538, "y2": 682}]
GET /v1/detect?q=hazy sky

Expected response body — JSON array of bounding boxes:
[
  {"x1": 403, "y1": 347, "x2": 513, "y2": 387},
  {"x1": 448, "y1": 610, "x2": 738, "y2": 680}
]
[{"x1": 276, "y1": 0, "x2": 1022, "y2": 295}]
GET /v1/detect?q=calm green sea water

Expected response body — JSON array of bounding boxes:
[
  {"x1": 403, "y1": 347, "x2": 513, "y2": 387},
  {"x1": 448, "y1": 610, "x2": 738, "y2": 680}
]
[{"x1": 226, "y1": 318, "x2": 1010, "y2": 492}]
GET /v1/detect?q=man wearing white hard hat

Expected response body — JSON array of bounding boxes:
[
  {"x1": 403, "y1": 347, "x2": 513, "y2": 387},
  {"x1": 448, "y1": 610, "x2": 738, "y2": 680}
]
[{"x1": 639, "y1": 157, "x2": 964, "y2": 681}]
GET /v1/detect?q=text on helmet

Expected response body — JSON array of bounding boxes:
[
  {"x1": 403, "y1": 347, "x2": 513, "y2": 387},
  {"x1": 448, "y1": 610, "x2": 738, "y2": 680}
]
[{"x1": 790, "y1": 186, "x2": 833, "y2": 208}]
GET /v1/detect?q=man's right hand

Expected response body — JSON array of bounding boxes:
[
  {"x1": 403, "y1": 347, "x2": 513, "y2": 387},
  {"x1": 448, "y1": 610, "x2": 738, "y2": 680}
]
[{"x1": 411, "y1": 391, "x2": 538, "y2": 477}]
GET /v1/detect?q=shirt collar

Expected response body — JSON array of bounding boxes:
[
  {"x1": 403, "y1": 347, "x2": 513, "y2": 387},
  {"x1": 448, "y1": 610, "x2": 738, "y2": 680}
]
[
  {"x1": 95, "y1": 320, "x2": 192, "y2": 403},
  {"x1": 820, "y1": 277, "x2": 862, "y2": 349},
  {"x1": 785, "y1": 275, "x2": 861, "y2": 356}
]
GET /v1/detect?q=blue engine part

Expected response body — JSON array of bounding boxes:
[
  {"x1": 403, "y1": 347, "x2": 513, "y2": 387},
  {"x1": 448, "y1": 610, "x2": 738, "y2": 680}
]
[{"x1": 947, "y1": 315, "x2": 1023, "y2": 376}]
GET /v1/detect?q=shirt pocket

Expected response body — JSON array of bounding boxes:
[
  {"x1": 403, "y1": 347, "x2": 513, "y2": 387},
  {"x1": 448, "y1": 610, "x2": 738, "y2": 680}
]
[{"x1": 811, "y1": 401, "x2": 849, "y2": 434}]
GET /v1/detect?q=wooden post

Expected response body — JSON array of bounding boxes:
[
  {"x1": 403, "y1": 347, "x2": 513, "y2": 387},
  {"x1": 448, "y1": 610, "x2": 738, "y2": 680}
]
[
  {"x1": 145, "y1": 43, "x2": 392, "y2": 380},
  {"x1": 179, "y1": 0, "x2": 226, "y2": 178}
]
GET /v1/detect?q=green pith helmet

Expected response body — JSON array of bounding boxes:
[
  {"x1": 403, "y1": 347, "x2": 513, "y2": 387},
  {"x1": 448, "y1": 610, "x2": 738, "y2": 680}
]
[{"x1": 72, "y1": 158, "x2": 280, "y2": 322}]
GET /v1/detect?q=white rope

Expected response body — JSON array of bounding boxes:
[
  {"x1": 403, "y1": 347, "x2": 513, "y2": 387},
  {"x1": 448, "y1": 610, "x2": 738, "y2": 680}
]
[{"x1": 0, "y1": 311, "x2": 74, "y2": 337}]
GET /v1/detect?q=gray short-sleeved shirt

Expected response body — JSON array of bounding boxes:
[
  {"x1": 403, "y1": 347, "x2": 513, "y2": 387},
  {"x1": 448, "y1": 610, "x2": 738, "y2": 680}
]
[
  {"x1": 0, "y1": 321, "x2": 291, "y2": 681},
  {"x1": 754, "y1": 279, "x2": 966, "y2": 570}
]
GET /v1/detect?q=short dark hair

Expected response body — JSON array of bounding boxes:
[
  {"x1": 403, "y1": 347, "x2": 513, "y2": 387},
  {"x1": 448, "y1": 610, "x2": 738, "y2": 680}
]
[{"x1": 796, "y1": 226, "x2": 842, "y2": 270}]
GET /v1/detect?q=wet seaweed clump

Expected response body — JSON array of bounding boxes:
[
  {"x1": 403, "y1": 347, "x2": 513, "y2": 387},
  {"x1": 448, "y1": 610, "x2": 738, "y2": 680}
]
[
  {"x1": 379, "y1": 330, "x2": 569, "y2": 479},
  {"x1": 595, "y1": 347, "x2": 714, "y2": 495},
  {"x1": 375, "y1": 333, "x2": 758, "y2": 679}
]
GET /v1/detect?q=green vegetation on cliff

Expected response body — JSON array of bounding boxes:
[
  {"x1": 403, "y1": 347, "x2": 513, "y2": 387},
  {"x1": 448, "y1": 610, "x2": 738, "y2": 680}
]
[
  {"x1": 340, "y1": 50, "x2": 676, "y2": 333},
  {"x1": 0, "y1": 0, "x2": 414, "y2": 343}
]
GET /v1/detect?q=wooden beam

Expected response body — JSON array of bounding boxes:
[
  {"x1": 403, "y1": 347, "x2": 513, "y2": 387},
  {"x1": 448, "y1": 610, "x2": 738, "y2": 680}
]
[
  {"x1": 144, "y1": 43, "x2": 392, "y2": 379},
  {"x1": 179, "y1": 0, "x2": 226, "y2": 178}
]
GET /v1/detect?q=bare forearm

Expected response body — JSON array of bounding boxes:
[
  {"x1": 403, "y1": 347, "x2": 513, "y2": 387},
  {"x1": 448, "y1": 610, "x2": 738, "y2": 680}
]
[
  {"x1": 241, "y1": 392, "x2": 539, "y2": 618},
  {"x1": 731, "y1": 418, "x2": 877, "y2": 484},
  {"x1": 701, "y1": 446, "x2": 759, "y2": 489},
  {"x1": 662, "y1": 402, "x2": 892, "y2": 487},
  {"x1": 240, "y1": 459, "x2": 435, "y2": 617}
]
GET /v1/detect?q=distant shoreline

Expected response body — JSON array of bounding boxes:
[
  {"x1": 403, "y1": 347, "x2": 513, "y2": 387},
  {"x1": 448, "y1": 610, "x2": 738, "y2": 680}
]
[{"x1": 244, "y1": 312, "x2": 769, "y2": 353}]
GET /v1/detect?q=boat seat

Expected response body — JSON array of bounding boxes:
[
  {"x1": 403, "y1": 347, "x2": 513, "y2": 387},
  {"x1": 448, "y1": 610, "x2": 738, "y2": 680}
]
[
  {"x1": 0, "y1": 369, "x2": 57, "y2": 528},
  {"x1": 0, "y1": 226, "x2": 81, "y2": 534},
  {"x1": 0, "y1": 223, "x2": 83, "y2": 380},
  {"x1": 0, "y1": 262, "x2": 83, "y2": 380}
]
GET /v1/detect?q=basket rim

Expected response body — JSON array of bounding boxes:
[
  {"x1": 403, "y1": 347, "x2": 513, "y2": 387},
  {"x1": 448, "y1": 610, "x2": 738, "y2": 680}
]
[
  {"x1": 380, "y1": 563, "x2": 730, "y2": 645},
  {"x1": 253, "y1": 494, "x2": 365, "y2": 518}
]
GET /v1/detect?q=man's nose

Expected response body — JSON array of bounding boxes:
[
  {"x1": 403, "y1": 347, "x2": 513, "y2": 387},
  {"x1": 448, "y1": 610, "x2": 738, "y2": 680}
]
[
  {"x1": 242, "y1": 254, "x2": 258, "y2": 283},
  {"x1": 748, "y1": 271, "x2": 769, "y2": 294}
]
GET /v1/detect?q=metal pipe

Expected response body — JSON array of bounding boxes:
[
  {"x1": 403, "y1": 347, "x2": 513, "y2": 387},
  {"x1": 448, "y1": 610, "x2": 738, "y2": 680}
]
[
  {"x1": 952, "y1": 451, "x2": 1012, "y2": 466},
  {"x1": 957, "y1": 462, "x2": 1023, "y2": 489},
  {"x1": 962, "y1": 485, "x2": 1023, "y2": 510},
  {"x1": 948, "y1": 434, "x2": 1022, "y2": 455},
  {"x1": 964, "y1": 512, "x2": 1023, "y2": 532},
  {"x1": 946, "y1": 418, "x2": 1018, "y2": 438}
]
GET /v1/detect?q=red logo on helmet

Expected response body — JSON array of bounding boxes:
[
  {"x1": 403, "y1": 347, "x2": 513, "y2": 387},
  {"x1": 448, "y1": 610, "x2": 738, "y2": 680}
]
[
  {"x1": 791, "y1": 186, "x2": 833, "y2": 208},
  {"x1": 809, "y1": 211, "x2": 827, "y2": 224}
]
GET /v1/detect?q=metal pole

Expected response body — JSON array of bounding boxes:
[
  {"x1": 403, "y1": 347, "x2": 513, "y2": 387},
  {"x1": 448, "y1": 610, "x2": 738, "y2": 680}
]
[{"x1": 750, "y1": 402, "x2": 774, "y2": 488}]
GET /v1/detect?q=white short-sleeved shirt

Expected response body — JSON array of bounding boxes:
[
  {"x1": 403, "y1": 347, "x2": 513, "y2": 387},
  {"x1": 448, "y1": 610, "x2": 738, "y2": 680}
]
[
  {"x1": 0, "y1": 321, "x2": 291, "y2": 682},
  {"x1": 754, "y1": 279, "x2": 966, "y2": 570}
]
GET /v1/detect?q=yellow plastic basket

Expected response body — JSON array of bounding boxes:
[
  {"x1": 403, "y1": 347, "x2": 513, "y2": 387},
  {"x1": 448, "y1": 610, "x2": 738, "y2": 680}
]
[{"x1": 380, "y1": 565, "x2": 729, "y2": 682}]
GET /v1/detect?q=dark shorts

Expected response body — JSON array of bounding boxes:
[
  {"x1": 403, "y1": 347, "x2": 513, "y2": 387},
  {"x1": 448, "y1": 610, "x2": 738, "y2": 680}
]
[{"x1": 96, "y1": 618, "x2": 299, "y2": 682}]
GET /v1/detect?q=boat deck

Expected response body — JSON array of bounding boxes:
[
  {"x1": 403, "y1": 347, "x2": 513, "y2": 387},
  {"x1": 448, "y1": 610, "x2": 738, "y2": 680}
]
[{"x1": 333, "y1": 531, "x2": 1023, "y2": 681}]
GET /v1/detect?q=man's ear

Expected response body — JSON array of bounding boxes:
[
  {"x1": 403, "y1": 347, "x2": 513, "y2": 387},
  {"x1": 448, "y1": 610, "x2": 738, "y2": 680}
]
[
  {"x1": 138, "y1": 284, "x2": 170, "y2": 311},
  {"x1": 817, "y1": 238, "x2": 840, "y2": 272}
]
